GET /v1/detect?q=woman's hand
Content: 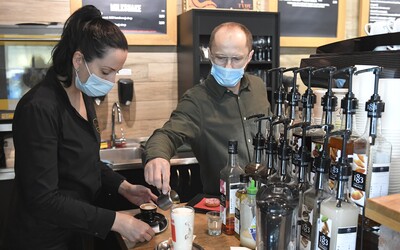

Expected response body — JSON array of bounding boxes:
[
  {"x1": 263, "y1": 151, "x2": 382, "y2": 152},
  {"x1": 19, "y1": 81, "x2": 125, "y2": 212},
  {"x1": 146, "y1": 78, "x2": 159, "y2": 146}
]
[
  {"x1": 118, "y1": 180, "x2": 157, "y2": 206},
  {"x1": 112, "y1": 212, "x2": 155, "y2": 244}
]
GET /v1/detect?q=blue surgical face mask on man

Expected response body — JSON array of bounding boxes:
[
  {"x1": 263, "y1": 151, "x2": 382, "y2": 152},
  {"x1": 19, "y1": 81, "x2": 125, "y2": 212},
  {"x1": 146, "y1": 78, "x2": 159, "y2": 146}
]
[
  {"x1": 211, "y1": 63, "x2": 245, "y2": 88},
  {"x1": 75, "y1": 59, "x2": 114, "y2": 97}
]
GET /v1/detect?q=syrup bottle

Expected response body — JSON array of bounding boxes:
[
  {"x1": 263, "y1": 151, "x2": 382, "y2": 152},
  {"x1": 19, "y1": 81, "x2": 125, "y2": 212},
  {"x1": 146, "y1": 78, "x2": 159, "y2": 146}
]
[
  {"x1": 300, "y1": 124, "x2": 334, "y2": 250},
  {"x1": 318, "y1": 130, "x2": 359, "y2": 250},
  {"x1": 220, "y1": 140, "x2": 245, "y2": 235}
]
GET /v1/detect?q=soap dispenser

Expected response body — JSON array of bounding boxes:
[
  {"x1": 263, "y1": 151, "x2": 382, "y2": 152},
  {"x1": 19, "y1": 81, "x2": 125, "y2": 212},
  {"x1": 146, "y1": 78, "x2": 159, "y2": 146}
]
[{"x1": 118, "y1": 78, "x2": 134, "y2": 105}]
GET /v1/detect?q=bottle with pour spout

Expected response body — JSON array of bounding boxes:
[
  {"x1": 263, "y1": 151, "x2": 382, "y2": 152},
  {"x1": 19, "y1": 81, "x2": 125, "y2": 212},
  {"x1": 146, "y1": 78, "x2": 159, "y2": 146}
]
[
  {"x1": 240, "y1": 179, "x2": 258, "y2": 249},
  {"x1": 244, "y1": 114, "x2": 267, "y2": 184},
  {"x1": 220, "y1": 140, "x2": 245, "y2": 235},
  {"x1": 328, "y1": 66, "x2": 370, "y2": 208},
  {"x1": 354, "y1": 66, "x2": 392, "y2": 249},
  {"x1": 318, "y1": 129, "x2": 359, "y2": 250},
  {"x1": 300, "y1": 124, "x2": 334, "y2": 250}
]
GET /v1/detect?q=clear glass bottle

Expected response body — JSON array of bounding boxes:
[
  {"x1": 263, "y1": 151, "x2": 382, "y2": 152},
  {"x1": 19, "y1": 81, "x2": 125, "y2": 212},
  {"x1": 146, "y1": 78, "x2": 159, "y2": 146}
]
[
  {"x1": 240, "y1": 179, "x2": 258, "y2": 249},
  {"x1": 235, "y1": 174, "x2": 250, "y2": 237},
  {"x1": 300, "y1": 125, "x2": 334, "y2": 250},
  {"x1": 318, "y1": 130, "x2": 359, "y2": 250},
  {"x1": 220, "y1": 140, "x2": 245, "y2": 235}
]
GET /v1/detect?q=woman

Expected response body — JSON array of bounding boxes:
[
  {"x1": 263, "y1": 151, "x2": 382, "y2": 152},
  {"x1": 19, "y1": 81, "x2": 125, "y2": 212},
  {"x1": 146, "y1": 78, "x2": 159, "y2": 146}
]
[{"x1": 6, "y1": 5, "x2": 157, "y2": 250}]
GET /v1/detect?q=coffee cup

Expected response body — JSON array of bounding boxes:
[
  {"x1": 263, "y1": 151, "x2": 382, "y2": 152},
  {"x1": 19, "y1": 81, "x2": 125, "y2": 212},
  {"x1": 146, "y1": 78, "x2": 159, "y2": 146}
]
[
  {"x1": 365, "y1": 20, "x2": 392, "y2": 35},
  {"x1": 139, "y1": 203, "x2": 157, "y2": 223},
  {"x1": 171, "y1": 206, "x2": 194, "y2": 250}
]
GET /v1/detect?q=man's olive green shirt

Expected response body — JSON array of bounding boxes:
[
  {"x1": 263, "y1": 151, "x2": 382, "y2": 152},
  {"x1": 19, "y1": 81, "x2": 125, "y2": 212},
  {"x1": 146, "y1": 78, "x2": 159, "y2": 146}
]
[{"x1": 144, "y1": 73, "x2": 271, "y2": 195}]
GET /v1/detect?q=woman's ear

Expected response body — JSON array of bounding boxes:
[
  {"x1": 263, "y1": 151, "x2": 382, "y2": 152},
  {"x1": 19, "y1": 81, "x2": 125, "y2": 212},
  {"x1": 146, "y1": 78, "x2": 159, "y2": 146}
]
[{"x1": 72, "y1": 51, "x2": 84, "y2": 71}]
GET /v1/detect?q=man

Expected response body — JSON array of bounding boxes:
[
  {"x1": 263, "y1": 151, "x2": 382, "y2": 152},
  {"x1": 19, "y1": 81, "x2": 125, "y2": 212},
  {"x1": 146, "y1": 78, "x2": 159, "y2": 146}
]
[{"x1": 143, "y1": 22, "x2": 271, "y2": 195}]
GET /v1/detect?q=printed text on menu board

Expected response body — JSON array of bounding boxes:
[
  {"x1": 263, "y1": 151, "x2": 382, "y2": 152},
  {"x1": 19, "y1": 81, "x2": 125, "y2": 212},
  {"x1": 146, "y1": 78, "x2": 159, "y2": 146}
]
[
  {"x1": 82, "y1": 0, "x2": 167, "y2": 34},
  {"x1": 278, "y1": 0, "x2": 338, "y2": 37}
]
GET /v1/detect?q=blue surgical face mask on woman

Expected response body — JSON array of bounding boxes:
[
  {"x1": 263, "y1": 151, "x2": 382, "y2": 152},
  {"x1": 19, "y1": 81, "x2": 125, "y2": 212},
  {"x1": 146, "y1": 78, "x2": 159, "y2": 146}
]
[
  {"x1": 75, "y1": 60, "x2": 114, "y2": 97},
  {"x1": 210, "y1": 63, "x2": 245, "y2": 88}
]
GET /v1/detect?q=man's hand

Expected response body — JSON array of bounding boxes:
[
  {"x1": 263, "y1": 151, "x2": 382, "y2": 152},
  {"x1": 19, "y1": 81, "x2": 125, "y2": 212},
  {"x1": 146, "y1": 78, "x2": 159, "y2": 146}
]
[{"x1": 144, "y1": 158, "x2": 171, "y2": 194}]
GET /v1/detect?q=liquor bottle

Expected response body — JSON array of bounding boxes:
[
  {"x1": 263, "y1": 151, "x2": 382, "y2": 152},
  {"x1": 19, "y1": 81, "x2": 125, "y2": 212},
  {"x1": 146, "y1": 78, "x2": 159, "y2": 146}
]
[
  {"x1": 240, "y1": 179, "x2": 258, "y2": 249},
  {"x1": 244, "y1": 114, "x2": 267, "y2": 183},
  {"x1": 234, "y1": 173, "x2": 250, "y2": 237},
  {"x1": 318, "y1": 130, "x2": 359, "y2": 250},
  {"x1": 354, "y1": 66, "x2": 391, "y2": 249},
  {"x1": 220, "y1": 140, "x2": 245, "y2": 235},
  {"x1": 300, "y1": 124, "x2": 334, "y2": 250}
]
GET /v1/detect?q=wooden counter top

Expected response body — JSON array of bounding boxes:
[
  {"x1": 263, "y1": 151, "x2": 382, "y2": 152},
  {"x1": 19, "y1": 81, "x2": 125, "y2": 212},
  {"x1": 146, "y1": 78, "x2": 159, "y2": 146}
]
[
  {"x1": 119, "y1": 207, "x2": 241, "y2": 250},
  {"x1": 365, "y1": 193, "x2": 400, "y2": 232}
]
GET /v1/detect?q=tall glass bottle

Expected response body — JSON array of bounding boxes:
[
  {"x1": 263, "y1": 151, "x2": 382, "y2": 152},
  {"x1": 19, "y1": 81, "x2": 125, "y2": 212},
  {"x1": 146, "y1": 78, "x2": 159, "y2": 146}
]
[
  {"x1": 240, "y1": 179, "x2": 258, "y2": 249},
  {"x1": 354, "y1": 66, "x2": 391, "y2": 249},
  {"x1": 220, "y1": 140, "x2": 245, "y2": 235},
  {"x1": 318, "y1": 130, "x2": 359, "y2": 250},
  {"x1": 235, "y1": 173, "x2": 250, "y2": 237},
  {"x1": 300, "y1": 124, "x2": 334, "y2": 250}
]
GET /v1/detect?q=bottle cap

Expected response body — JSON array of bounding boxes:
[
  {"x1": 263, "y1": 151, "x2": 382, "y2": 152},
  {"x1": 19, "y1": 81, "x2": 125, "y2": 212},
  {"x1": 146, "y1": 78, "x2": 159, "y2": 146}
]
[{"x1": 247, "y1": 179, "x2": 257, "y2": 195}]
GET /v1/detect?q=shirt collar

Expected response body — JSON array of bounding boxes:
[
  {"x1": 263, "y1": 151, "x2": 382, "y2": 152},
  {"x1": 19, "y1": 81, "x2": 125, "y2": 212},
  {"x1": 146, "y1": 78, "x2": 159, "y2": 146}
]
[{"x1": 205, "y1": 73, "x2": 252, "y2": 99}]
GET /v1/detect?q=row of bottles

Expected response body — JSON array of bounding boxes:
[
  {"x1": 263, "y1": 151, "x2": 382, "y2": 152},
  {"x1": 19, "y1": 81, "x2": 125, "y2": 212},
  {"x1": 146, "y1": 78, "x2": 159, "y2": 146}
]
[{"x1": 219, "y1": 65, "x2": 392, "y2": 250}]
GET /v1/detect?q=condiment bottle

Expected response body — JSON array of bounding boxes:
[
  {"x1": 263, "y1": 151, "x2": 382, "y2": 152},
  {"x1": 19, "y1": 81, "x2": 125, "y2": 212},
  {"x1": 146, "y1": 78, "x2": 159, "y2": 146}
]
[
  {"x1": 318, "y1": 130, "x2": 358, "y2": 250},
  {"x1": 240, "y1": 179, "x2": 258, "y2": 249},
  {"x1": 300, "y1": 124, "x2": 334, "y2": 250},
  {"x1": 234, "y1": 173, "x2": 250, "y2": 237},
  {"x1": 354, "y1": 66, "x2": 391, "y2": 249},
  {"x1": 220, "y1": 140, "x2": 245, "y2": 235}
]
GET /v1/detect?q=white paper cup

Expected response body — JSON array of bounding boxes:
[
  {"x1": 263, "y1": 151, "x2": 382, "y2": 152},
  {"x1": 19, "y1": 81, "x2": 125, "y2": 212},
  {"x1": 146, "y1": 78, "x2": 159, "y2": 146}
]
[{"x1": 171, "y1": 206, "x2": 194, "y2": 250}]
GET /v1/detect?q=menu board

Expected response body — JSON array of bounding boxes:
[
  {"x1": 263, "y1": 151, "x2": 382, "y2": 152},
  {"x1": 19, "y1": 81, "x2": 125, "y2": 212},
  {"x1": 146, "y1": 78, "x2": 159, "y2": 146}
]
[
  {"x1": 278, "y1": 0, "x2": 338, "y2": 37},
  {"x1": 267, "y1": 0, "x2": 345, "y2": 47},
  {"x1": 368, "y1": 0, "x2": 400, "y2": 22},
  {"x1": 71, "y1": 0, "x2": 177, "y2": 45},
  {"x1": 82, "y1": 0, "x2": 167, "y2": 34}
]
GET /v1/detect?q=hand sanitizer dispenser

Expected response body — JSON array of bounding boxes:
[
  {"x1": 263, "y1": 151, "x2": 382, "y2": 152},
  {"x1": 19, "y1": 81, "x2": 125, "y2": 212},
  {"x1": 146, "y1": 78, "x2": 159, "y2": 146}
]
[{"x1": 118, "y1": 78, "x2": 133, "y2": 105}]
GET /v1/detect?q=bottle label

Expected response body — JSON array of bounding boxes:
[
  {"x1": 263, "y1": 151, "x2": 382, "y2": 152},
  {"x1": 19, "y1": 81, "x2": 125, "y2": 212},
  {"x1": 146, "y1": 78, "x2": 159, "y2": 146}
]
[
  {"x1": 229, "y1": 183, "x2": 240, "y2": 214},
  {"x1": 351, "y1": 153, "x2": 368, "y2": 207},
  {"x1": 234, "y1": 193, "x2": 241, "y2": 234},
  {"x1": 336, "y1": 226, "x2": 357, "y2": 249},
  {"x1": 250, "y1": 216, "x2": 257, "y2": 241},
  {"x1": 220, "y1": 179, "x2": 227, "y2": 225},
  {"x1": 300, "y1": 205, "x2": 313, "y2": 250},
  {"x1": 317, "y1": 214, "x2": 332, "y2": 250},
  {"x1": 370, "y1": 163, "x2": 390, "y2": 198}
]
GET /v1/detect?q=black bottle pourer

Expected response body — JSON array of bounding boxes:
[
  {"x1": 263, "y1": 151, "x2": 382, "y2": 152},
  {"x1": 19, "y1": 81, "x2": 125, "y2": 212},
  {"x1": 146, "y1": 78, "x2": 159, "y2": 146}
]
[
  {"x1": 329, "y1": 129, "x2": 352, "y2": 206},
  {"x1": 312, "y1": 124, "x2": 334, "y2": 189},
  {"x1": 267, "y1": 67, "x2": 287, "y2": 117},
  {"x1": 263, "y1": 116, "x2": 278, "y2": 176},
  {"x1": 354, "y1": 66, "x2": 385, "y2": 145},
  {"x1": 285, "y1": 67, "x2": 301, "y2": 121},
  {"x1": 272, "y1": 118, "x2": 292, "y2": 177},
  {"x1": 295, "y1": 67, "x2": 316, "y2": 123},
  {"x1": 333, "y1": 66, "x2": 358, "y2": 131},
  {"x1": 312, "y1": 66, "x2": 338, "y2": 125},
  {"x1": 248, "y1": 113, "x2": 266, "y2": 164},
  {"x1": 287, "y1": 122, "x2": 311, "y2": 183}
]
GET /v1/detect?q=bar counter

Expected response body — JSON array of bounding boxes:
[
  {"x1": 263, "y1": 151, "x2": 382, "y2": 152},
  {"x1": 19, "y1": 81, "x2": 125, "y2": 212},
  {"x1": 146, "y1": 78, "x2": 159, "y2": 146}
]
[{"x1": 119, "y1": 206, "x2": 241, "y2": 250}]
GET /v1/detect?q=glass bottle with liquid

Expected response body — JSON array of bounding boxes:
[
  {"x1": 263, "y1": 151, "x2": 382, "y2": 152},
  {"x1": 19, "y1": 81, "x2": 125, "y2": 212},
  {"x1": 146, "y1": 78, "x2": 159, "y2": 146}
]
[
  {"x1": 220, "y1": 140, "x2": 245, "y2": 235},
  {"x1": 234, "y1": 173, "x2": 250, "y2": 237},
  {"x1": 300, "y1": 124, "x2": 334, "y2": 250},
  {"x1": 240, "y1": 179, "x2": 258, "y2": 249},
  {"x1": 318, "y1": 130, "x2": 359, "y2": 250}
]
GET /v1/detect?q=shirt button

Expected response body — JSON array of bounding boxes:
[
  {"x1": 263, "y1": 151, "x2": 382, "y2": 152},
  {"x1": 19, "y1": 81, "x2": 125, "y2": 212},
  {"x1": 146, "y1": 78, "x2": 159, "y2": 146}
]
[{"x1": 248, "y1": 139, "x2": 251, "y2": 143}]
